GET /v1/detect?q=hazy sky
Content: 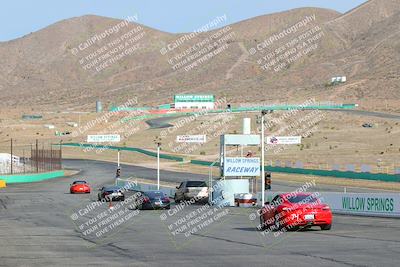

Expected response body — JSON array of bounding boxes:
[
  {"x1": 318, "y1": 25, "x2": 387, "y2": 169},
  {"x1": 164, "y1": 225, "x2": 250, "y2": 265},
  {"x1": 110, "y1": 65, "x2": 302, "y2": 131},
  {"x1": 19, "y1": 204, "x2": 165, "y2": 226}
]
[{"x1": 0, "y1": 0, "x2": 368, "y2": 41}]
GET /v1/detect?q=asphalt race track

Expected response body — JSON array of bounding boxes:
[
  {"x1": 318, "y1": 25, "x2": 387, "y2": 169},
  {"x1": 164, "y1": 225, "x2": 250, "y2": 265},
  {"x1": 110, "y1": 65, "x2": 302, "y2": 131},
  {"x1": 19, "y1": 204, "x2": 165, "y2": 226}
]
[
  {"x1": 0, "y1": 159, "x2": 399, "y2": 267},
  {"x1": 146, "y1": 109, "x2": 400, "y2": 130}
]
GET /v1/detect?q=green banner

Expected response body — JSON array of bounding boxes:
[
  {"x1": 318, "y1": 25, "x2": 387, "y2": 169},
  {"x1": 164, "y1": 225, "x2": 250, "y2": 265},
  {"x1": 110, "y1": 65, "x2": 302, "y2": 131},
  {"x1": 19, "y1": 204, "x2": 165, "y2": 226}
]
[{"x1": 174, "y1": 94, "x2": 215, "y2": 102}]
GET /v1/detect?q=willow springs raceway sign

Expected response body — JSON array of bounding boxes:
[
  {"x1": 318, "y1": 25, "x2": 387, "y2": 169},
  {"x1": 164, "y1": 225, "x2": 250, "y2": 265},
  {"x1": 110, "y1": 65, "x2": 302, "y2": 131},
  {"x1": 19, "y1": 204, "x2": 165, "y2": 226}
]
[{"x1": 223, "y1": 157, "x2": 260, "y2": 177}]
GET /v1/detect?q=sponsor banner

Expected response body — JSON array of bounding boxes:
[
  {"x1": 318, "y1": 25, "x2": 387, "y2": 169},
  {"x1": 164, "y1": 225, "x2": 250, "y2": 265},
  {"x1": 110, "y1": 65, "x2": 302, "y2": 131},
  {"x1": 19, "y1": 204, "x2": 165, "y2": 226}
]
[
  {"x1": 174, "y1": 94, "x2": 215, "y2": 102},
  {"x1": 320, "y1": 192, "x2": 400, "y2": 217},
  {"x1": 176, "y1": 135, "x2": 207, "y2": 143},
  {"x1": 261, "y1": 191, "x2": 400, "y2": 218},
  {"x1": 224, "y1": 157, "x2": 260, "y2": 177},
  {"x1": 224, "y1": 134, "x2": 260, "y2": 145},
  {"x1": 266, "y1": 136, "x2": 301, "y2": 145},
  {"x1": 87, "y1": 134, "x2": 121, "y2": 143}
]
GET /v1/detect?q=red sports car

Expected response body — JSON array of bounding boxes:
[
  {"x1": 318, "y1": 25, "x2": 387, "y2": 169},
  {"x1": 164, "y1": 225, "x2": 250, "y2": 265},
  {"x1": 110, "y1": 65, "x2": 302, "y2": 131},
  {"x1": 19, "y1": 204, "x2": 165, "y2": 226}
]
[
  {"x1": 70, "y1": 180, "x2": 91, "y2": 194},
  {"x1": 259, "y1": 192, "x2": 332, "y2": 231}
]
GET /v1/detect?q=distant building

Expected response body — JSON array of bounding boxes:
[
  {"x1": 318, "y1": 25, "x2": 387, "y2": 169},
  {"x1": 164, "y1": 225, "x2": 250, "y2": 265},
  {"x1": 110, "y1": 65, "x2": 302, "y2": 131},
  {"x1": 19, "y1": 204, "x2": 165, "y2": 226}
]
[
  {"x1": 331, "y1": 76, "x2": 347, "y2": 84},
  {"x1": 173, "y1": 94, "x2": 215, "y2": 110},
  {"x1": 0, "y1": 153, "x2": 20, "y2": 164}
]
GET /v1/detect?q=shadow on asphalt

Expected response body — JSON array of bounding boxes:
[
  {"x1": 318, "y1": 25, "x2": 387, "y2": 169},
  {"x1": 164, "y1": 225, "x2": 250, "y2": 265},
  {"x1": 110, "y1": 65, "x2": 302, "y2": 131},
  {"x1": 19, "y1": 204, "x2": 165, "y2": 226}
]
[
  {"x1": 234, "y1": 227, "x2": 322, "y2": 233},
  {"x1": 234, "y1": 227, "x2": 258, "y2": 232}
]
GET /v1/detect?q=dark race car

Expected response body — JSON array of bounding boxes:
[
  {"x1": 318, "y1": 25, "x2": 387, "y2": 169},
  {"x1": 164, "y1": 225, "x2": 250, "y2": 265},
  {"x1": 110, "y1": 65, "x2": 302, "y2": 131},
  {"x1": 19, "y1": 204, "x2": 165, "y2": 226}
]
[
  {"x1": 98, "y1": 186, "x2": 125, "y2": 202},
  {"x1": 132, "y1": 190, "x2": 171, "y2": 210}
]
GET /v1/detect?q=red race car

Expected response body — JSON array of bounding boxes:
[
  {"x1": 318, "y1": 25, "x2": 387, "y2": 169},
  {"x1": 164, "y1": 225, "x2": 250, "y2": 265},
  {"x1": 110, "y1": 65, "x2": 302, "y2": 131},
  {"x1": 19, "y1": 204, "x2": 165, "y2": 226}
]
[
  {"x1": 259, "y1": 192, "x2": 332, "y2": 231},
  {"x1": 70, "y1": 180, "x2": 91, "y2": 194}
]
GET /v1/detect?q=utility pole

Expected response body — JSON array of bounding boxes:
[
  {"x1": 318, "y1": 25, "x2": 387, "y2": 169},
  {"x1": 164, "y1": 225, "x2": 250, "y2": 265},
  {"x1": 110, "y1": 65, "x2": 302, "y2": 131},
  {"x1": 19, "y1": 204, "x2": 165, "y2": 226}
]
[
  {"x1": 36, "y1": 139, "x2": 39, "y2": 173},
  {"x1": 23, "y1": 149, "x2": 25, "y2": 173},
  {"x1": 154, "y1": 137, "x2": 162, "y2": 190},
  {"x1": 157, "y1": 142, "x2": 161, "y2": 190},
  {"x1": 50, "y1": 143, "x2": 53, "y2": 171},
  {"x1": 10, "y1": 138, "x2": 13, "y2": 174},
  {"x1": 116, "y1": 149, "x2": 121, "y2": 180},
  {"x1": 30, "y1": 144, "x2": 33, "y2": 173},
  {"x1": 60, "y1": 140, "x2": 63, "y2": 170},
  {"x1": 261, "y1": 114, "x2": 265, "y2": 206},
  {"x1": 261, "y1": 110, "x2": 272, "y2": 206},
  {"x1": 117, "y1": 149, "x2": 121, "y2": 168}
]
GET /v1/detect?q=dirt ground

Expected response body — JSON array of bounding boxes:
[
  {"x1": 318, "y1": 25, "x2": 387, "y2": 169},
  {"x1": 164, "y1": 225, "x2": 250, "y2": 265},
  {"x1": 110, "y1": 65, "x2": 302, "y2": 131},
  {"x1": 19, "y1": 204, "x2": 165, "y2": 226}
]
[{"x1": 1, "y1": 106, "x2": 399, "y2": 179}]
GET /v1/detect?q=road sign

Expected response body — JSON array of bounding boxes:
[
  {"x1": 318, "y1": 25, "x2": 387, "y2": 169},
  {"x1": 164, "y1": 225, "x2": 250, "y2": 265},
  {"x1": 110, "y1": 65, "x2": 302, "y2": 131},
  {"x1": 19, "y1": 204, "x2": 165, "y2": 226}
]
[
  {"x1": 266, "y1": 136, "x2": 301, "y2": 145},
  {"x1": 223, "y1": 157, "x2": 260, "y2": 177},
  {"x1": 223, "y1": 134, "x2": 260, "y2": 145},
  {"x1": 176, "y1": 135, "x2": 206, "y2": 143},
  {"x1": 87, "y1": 134, "x2": 121, "y2": 143}
]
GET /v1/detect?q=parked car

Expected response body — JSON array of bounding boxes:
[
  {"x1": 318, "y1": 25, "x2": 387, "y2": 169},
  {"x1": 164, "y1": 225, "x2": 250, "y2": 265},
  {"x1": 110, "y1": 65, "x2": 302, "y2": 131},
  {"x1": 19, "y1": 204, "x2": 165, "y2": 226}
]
[
  {"x1": 259, "y1": 192, "x2": 332, "y2": 231},
  {"x1": 131, "y1": 190, "x2": 170, "y2": 210},
  {"x1": 98, "y1": 186, "x2": 125, "y2": 201},
  {"x1": 174, "y1": 181, "x2": 208, "y2": 203},
  {"x1": 70, "y1": 180, "x2": 91, "y2": 194}
]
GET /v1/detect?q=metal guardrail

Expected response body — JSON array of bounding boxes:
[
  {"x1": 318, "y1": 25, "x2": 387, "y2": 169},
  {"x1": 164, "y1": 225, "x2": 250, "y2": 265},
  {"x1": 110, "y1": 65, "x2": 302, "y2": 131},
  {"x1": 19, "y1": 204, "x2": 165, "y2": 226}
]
[
  {"x1": 190, "y1": 160, "x2": 400, "y2": 183},
  {"x1": 116, "y1": 104, "x2": 358, "y2": 122},
  {"x1": 62, "y1": 143, "x2": 185, "y2": 162}
]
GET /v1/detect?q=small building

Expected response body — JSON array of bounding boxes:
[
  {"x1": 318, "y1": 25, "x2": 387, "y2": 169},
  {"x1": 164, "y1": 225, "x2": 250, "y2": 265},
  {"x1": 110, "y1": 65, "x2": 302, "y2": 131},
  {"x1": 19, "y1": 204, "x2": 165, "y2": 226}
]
[
  {"x1": 331, "y1": 76, "x2": 347, "y2": 84},
  {"x1": 173, "y1": 94, "x2": 215, "y2": 110},
  {"x1": 44, "y1": 124, "x2": 55, "y2": 129},
  {"x1": 0, "y1": 153, "x2": 20, "y2": 164},
  {"x1": 22, "y1": 114, "x2": 43, "y2": 120}
]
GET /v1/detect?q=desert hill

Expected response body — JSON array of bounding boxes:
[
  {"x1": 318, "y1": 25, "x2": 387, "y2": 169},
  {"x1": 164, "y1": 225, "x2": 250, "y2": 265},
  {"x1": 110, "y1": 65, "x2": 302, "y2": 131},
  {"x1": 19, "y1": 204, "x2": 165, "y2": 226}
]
[{"x1": 0, "y1": 0, "x2": 399, "y2": 112}]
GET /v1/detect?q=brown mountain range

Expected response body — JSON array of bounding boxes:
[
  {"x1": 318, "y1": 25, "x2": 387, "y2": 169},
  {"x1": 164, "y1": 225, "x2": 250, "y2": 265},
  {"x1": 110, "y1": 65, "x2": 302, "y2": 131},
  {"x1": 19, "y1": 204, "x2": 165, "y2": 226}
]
[{"x1": 0, "y1": 0, "x2": 399, "y2": 112}]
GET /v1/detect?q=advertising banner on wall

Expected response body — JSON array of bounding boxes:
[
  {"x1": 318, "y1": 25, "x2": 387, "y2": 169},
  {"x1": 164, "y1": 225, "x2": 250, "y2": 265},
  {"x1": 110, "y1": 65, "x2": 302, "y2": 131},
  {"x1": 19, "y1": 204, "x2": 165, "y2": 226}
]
[
  {"x1": 176, "y1": 135, "x2": 207, "y2": 143},
  {"x1": 87, "y1": 135, "x2": 121, "y2": 143},
  {"x1": 266, "y1": 136, "x2": 301, "y2": 145},
  {"x1": 320, "y1": 192, "x2": 400, "y2": 218},
  {"x1": 224, "y1": 157, "x2": 260, "y2": 177},
  {"x1": 262, "y1": 191, "x2": 400, "y2": 218},
  {"x1": 174, "y1": 95, "x2": 214, "y2": 102}
]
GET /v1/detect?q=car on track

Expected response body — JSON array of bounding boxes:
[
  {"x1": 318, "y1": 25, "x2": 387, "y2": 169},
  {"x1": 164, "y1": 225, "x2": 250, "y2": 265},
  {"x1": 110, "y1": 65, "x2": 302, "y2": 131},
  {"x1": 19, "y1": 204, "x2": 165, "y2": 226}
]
[
  {"x1": 98, "y1": 186, "x2": 125, "y2": 202},
  {"x1": 70, "y1": 180, "x2": 91, "y2": 194},
  {"x1": 131, "y1": 190, "x2": 171, "y2": 210},
  {"x1": 174, "y1": 180, "x2": 208, "y2": 203},
  {"x1": 259, "y1": 192, "x2": 332, "y2": 231}
]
